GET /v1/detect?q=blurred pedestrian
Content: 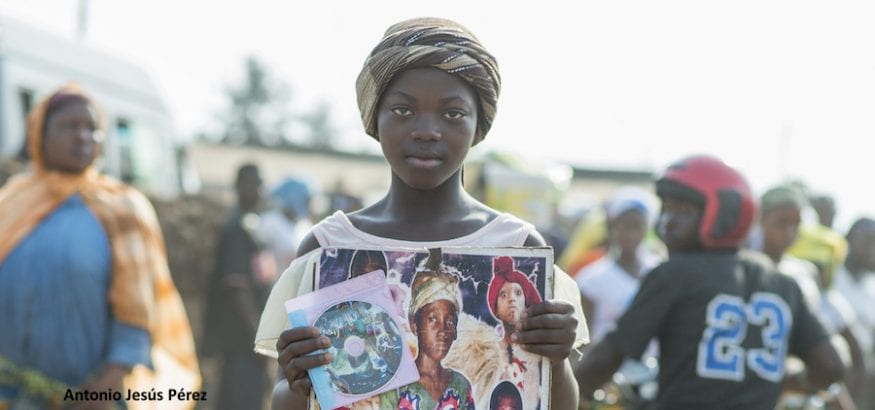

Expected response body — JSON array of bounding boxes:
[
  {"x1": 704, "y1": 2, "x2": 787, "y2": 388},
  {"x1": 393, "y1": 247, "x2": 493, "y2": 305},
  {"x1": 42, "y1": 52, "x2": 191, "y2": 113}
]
[
  {"x1": 259, "y1": 177, "x2": 314, "y2": 271},
  {"x1": 576, "y1": 187, "x2": 662, "y2": 344},
  {"x1": 575, "y1": 155, "x2": 844, "y2": 409},
  {"x1": 757, "y1": 185, "x2": 821, "y2": 309},
  {"x1": 810, "y1": 194, "x2": 837, "y2": 229},
  {"x1": 835, "y1": 217, "x2": 875, "y2": 409},
  {"x1": 787, "y1": 224, "x2": 865, "y2": 408},
  {"x1": 0, "y1": 83, "x2": 199, "y2": 409},
  {"x1": 202, "y1": 163, "x2": 276, "y2": 410}
]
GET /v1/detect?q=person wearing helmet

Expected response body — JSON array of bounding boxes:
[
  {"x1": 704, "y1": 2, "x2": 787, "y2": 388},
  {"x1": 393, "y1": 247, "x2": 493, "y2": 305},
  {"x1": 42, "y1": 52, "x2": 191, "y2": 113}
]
[{"x1": 575, "y1": 155, "x2": 845, "y2": 409}]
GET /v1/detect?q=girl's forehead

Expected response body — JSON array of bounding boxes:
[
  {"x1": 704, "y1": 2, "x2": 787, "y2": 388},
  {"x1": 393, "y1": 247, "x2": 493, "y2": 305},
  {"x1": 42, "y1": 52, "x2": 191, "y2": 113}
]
[{"x1": 384, "y1": 69, "x2": 476, "y2": 99}]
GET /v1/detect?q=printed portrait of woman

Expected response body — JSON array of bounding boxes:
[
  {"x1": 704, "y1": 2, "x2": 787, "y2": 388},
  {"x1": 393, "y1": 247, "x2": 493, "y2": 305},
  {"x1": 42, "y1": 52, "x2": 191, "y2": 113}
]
[
  {"x1": 381, "y1": 249, "x2": 475, "y2": 409},
  {"x1": 485, "y1": 256, "x2": 544, "y2": 408}
]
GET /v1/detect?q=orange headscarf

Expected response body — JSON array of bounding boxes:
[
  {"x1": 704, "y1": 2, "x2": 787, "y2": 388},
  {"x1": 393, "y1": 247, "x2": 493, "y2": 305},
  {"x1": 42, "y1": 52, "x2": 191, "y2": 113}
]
[{"x1": 0, "y1": 83, "x2": 200, "y2": 407}]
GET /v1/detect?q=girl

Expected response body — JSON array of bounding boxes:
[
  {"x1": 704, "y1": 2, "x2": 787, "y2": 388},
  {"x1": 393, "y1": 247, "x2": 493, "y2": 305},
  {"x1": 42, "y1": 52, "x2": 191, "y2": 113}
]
[{"x1": 254, "y1": 17, "x2": 588, "y2": 410}]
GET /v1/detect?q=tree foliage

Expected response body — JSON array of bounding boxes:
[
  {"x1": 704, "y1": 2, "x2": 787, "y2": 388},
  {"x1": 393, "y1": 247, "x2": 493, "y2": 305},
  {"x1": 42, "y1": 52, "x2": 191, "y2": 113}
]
[{"x1": 219, "y1": 56, "x2": 336, "y2": 150}]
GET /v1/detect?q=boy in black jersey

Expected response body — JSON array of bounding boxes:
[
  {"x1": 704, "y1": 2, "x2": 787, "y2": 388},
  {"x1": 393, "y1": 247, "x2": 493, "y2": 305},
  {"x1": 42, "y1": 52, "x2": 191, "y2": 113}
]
[{"x1": 574, "y1": 155, "x2": 845, "y2": 409}]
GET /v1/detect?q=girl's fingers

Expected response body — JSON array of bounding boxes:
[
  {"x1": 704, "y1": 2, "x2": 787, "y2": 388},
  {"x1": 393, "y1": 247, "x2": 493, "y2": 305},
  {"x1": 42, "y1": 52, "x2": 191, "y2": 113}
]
[
  {"x1": 276, "y1": 327, "x2": 321, "y2": 351},
  {"x1": 518, "y1": 313, "x2": 577, "y2": 331},
  {"x1": 282, "y1": 352, "x2": 333, "y2": 383},
  {"x1": 525, "y1": 300, "x2": 575, "y2": 317},
  {"x1": 513, "y1": 328, "x2": 575, "y2": 345},
  {"x1": 277, "y1": 334, "x2": 330, "y2": 367}
]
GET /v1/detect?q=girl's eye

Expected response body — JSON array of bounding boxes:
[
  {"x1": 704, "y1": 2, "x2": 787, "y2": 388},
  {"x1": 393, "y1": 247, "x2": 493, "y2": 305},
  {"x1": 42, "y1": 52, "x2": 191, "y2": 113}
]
[
  {"x1": 391, "y1": 107, "x2": 412, "y2": 116},
  {"x1": 443, "y1": 110, "x2": 466, "y2": 120}
]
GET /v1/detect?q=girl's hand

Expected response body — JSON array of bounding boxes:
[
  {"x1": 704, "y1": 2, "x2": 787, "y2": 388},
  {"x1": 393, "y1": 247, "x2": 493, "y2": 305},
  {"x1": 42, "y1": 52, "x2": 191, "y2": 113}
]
[
  {"x1": 276, "y1": 327, "x2": 333, "y2": 395},
  {"x1": 513, "y1": 300, "x2": 578, "y2": 364}
]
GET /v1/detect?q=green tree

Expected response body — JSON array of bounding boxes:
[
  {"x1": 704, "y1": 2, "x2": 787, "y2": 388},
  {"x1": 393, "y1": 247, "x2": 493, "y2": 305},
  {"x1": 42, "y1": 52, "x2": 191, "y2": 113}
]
[
  {"x1": 221, "y1": 56, "x2": 291, "y2": 146},
  {"x1": 299, "y1": 100, "x2": 337, "y2": 150}
]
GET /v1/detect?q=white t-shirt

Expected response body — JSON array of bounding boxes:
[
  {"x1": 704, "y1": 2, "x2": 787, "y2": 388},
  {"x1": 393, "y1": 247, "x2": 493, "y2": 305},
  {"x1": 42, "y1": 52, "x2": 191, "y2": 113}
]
[
  {"x1": 258, "y1": 208, "x2": 312, "y2": 271},
  {"x1": 778, "y1": 256, "x2": 822, "y2": 312},
  {"x1": 575, "y1": 251, "x2": 661, "y2": 343},
  {"x1": 833, "y1": 266, "x2": 875, "y2": 362}
]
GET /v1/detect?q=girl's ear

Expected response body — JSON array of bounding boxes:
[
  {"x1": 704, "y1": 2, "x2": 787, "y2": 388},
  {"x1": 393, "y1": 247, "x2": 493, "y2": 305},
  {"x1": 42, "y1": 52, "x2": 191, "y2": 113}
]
[{"x1": 410, "y1": 320, "x2": 418, "y2": 336}]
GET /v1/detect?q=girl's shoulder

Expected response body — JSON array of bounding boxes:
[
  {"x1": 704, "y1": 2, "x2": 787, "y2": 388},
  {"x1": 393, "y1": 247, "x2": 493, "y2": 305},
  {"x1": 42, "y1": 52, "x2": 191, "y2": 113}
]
[{"x1": 303, "y1": 210, "x2": 540, "y2": 249}]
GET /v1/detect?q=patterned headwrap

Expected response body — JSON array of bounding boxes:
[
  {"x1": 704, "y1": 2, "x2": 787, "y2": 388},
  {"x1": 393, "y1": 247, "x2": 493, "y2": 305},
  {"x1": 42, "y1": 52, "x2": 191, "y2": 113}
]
[
  {"x1": 408, "y1": 249, "x2": 462, "y2": 326},
  {"x1": 356, "y1": 17, "x2": 501, "y2": 144},
  {"x1": 487, "y1": 256, "x2": 542, "y2": 320}
]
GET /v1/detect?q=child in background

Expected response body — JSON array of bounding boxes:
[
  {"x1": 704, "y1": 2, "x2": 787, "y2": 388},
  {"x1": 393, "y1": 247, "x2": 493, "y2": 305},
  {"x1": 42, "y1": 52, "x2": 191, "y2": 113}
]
[{"x1": 252, "y1": 17, "x2": 588, "y2": 410}]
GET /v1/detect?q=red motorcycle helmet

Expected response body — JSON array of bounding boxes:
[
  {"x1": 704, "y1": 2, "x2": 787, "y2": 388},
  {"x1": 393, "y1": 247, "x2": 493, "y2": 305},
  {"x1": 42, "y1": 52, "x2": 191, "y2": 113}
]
[{"x1": 655, "y1": 155, "x2": 757, "y2": 249}]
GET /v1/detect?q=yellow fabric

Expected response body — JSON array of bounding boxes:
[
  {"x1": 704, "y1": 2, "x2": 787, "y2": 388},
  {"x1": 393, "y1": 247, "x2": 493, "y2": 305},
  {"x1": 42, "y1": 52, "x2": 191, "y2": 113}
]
[
  {"x1": 0, "y1": 84, "x2": 200, "y2": 407},
  {"x1": 786, "y1": 224, "x2": 848, "y2": 287},
  {"x1": 557, "y1": 208, "x2": 608, "y2": 273}
]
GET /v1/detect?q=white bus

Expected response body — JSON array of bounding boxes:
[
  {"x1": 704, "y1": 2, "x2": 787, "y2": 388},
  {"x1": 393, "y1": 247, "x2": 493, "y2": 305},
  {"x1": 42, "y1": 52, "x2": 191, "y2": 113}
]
[{"x1": 0, "y1": 14, "x2": 191, "y2": 197}]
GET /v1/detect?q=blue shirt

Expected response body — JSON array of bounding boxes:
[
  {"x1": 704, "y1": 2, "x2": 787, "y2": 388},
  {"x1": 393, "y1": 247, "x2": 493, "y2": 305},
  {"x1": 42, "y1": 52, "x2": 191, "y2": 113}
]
[{"x1": 0, "y1": 195, "x2": 151, "y2": 387}]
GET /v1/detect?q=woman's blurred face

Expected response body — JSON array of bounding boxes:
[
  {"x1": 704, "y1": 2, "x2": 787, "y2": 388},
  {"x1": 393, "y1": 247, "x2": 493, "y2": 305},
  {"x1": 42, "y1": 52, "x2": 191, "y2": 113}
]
[
  {"x1": 42, "y1": 100, "x2": 103, "y2": 174},
  {"x1": 413, "y1": 300, "x2": 458, "y2": 362},
  {"x1": 611, "y1": 210, "x2": 648, "y2": 254},
  {"x1": 496, "y1": 281, "x2": 525, "y2": 324},
  {"x1": 761, "y1": 205, "x2": 802, "y2": 257}
]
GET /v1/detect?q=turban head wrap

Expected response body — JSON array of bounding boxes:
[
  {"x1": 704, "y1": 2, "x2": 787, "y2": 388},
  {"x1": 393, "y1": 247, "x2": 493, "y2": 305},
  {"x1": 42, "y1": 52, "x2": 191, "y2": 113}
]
[
  {"x1": 408, "y1": 249, "x2": 462, "y2": 326},
  {"x1": 356, "y1": 17, "x2": 501, "y2": 144},
  {"x1": 487, "y1": 256, "x2": 542, "y2": 320}
]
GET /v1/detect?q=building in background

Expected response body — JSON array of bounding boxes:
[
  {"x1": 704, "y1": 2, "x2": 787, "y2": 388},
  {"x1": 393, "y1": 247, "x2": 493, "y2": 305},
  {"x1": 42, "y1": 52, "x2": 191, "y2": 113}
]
[{"x1": 0, "y1": 14, "x2": 195, "y2": 197}]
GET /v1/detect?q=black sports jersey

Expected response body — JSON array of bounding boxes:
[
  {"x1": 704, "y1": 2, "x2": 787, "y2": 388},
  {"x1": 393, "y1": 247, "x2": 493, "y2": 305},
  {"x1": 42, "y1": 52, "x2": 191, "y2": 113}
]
[{"x1": 605, "y1": 250, "x2": 829, "y2": 410}]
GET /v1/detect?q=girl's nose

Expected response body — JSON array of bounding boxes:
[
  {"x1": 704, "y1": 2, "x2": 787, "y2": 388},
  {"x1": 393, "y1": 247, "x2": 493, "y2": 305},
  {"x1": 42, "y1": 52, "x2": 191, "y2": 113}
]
[{"x1": 411, "y1": 115, "x2": 442, "y2": 141}]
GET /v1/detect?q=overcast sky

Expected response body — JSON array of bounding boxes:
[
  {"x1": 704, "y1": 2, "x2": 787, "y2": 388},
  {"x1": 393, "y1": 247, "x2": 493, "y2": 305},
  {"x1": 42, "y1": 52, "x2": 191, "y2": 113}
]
[{"x1": 2, "y1": 0, "x2": 873, "y2": 231}]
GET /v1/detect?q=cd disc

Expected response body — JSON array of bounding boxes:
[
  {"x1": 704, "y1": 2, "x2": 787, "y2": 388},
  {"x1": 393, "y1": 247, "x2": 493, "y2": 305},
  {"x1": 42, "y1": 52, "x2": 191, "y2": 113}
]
[{"x1": 314, "y1": 300, "x2": 405, "y2": 396}]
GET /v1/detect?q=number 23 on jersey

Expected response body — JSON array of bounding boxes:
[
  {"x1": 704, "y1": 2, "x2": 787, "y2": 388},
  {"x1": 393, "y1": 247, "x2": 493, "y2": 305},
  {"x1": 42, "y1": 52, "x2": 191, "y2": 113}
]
[{"x1": 697, "y1": 292, "x2": 792, "y2": 382}]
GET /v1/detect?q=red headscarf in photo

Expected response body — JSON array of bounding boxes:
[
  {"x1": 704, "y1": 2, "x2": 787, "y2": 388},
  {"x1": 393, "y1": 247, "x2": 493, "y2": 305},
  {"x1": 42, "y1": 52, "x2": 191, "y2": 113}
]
[{"x1": 487, "y1": 256, "x2": 542, "y2": 320}]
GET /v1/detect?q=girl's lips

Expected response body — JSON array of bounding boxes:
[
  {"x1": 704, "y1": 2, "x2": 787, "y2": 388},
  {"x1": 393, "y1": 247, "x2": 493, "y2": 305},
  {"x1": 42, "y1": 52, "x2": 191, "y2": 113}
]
[{"x1": 406, "y1": 156, "x2": 443, "y2": 168}]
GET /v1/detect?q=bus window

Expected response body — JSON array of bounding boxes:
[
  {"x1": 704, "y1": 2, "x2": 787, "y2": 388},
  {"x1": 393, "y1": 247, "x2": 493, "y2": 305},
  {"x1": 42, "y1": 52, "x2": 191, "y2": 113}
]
[{"x1": 116, "y1": 118, "x2": 135, "y2": 183}]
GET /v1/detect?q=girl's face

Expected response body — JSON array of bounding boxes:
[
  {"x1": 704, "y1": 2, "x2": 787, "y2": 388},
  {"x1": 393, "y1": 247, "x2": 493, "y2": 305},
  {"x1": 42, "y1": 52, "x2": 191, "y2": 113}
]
[
  {"x1": 413, "y1": 299, "x2": 458, "y2": 362},
  {"x1": 496, "y1": 281, "x2": 525, "y2": 324},
  {"x1": 657, "y1": 196, "x2": 703, "y2": 253},
  {"x1": 42, "y1": 100, "x2": 103, "y2": 174},
  {"x1": 761, "y1": 204, "x2": 801, "y2": 256},
  {"x1": 376, "y1": 68, "x2": 478, "y2": 190}
]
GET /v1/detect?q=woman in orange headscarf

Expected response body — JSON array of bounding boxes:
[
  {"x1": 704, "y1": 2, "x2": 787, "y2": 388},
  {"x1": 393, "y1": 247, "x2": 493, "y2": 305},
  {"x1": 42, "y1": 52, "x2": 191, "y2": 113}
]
[{"x1": 0, "y1": 84, "x2": 199, "y2": 409}]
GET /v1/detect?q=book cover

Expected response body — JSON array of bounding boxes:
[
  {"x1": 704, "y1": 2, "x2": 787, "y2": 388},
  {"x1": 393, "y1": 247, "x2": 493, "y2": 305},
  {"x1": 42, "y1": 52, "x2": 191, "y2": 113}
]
[{"x1": 316, "y1": 246, "x2": 554, "y2": 410}]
